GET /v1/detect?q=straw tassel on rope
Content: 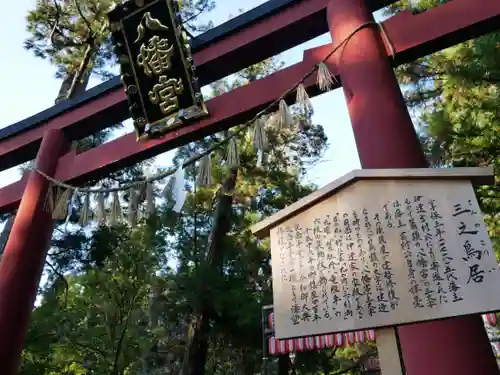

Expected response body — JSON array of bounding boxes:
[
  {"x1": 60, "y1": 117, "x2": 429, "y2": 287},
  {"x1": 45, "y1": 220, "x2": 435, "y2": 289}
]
[
  {"x1": 226, "y1": 137, "x2": 240, "y2": 169},
  {"x1": 44, "y1": 182, "x2": 55, "y2": 214},
  {"x1": 317, "y1": 62, "x2": 336, "y2": 92},
  {"x1": 278, "y1": 100, "x2": 293, "y2": 129},
  {"x1": 128, "y1": 187, "x2": 138, "y2": 226},
  {"x1": 52, "y1": 187, "x2": 73, "y2": 220},
  {"x1": 252, "y1": 117, "x2": 268, "y2": 167},
  {"x1": 96, "y1": 193, "x2": 106, "y2": 224},
  {"x1": 197, "y1": 154, "x2": 213, "y2": 187}
]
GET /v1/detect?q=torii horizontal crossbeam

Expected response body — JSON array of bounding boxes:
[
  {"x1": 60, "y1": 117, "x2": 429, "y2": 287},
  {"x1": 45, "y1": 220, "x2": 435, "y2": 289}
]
[
  {"x1": 1, "y1": 0, "x2": 500, "y2": 215},
  {"x1": 0, "y1": 0, "x2": 394, "y2": 172}
]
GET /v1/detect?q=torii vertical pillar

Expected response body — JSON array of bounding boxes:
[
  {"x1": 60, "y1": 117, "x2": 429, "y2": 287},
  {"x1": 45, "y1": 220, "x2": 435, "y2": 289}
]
[
  {"x1": 327, "y1": 0, "x2": 499, "y2": 374},
  {"x1": 0, "y1": 129, "x2": 68, "y2": 375}
]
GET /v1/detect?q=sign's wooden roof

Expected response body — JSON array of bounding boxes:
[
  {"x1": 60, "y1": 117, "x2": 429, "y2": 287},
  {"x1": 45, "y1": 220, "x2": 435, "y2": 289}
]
[{"x1": 251, "y1": 167, "x2": 494, "y2": 239}]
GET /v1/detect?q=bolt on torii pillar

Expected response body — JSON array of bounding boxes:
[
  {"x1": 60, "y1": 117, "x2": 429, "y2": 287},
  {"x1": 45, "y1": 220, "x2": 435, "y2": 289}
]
[{"x1": 327, "y1": 0, "x2": 499, "y2": 374}]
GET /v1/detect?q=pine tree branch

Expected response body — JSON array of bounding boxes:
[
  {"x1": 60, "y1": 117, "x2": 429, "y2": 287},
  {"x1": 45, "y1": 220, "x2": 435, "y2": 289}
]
[
  {"x1": 73, "y1": 0, "x2": 94, "y2": 43},
  {"x1": 182, "y1": 1, "x2": 211, "y2": 24},
  {"x1": 48, "y1": 0, "x2": 63, "y2": 47},
  {"x1": 181, "y1": 169, "x2": 239, "y2": 375},
  {"x1": 43, "y1": 0, "x2": 89, "y2": 49},
  {"x1": 44, "y1": 0, "x2": 83, "y2": 48},
  {"x1": 68, "y1": 340, "x2": 110, "y2": 362},
  {"x1": 65, "y1": 21, "x2": 106, "y2": 100}
]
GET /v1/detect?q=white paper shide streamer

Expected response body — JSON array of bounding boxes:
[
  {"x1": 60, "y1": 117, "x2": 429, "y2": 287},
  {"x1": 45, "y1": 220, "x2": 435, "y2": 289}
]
[
  {"x1": 170, "y1": 166, "x2": 188, "y2": 213},
  {"x1": 197, "y1": 154, "x2": 213, "y2": 187},
  {"x1": 296, "y1": 84, "x2": 313, "y2": 115}
]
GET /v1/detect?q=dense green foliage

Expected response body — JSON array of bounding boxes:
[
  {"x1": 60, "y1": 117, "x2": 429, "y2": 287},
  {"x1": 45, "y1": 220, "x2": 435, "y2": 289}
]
[{"x1": 388, "y1": 0, "x2": 500, "y2": 257}]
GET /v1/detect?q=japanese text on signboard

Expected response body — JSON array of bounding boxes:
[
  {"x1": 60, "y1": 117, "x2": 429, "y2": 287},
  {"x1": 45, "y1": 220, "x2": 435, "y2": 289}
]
[{"x1": 270, "y1": 180, "x2": 500, "y2": 339}]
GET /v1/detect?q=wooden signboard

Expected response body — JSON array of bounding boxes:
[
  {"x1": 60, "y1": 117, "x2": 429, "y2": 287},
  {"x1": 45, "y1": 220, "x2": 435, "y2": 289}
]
[
  {"x1": 251, "y1": 168, "x2": 499, "y2": 340},
  {"x1": 108, "y1": 0, "x2": 208, "y2": 140}
]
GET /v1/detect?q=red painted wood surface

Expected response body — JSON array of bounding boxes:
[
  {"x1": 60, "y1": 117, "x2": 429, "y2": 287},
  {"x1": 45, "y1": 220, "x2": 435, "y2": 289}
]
[
  {"x1": 2, "y1": 0, "x2": 500, "y2": 213},
  {"x1": 0, "y1": 130, "x2": 68, "y2": 375},
  {"x1": 0, "y1": 89, "x2": 126, "y2": 173},
  {"x1": 400, "y1": 316, "x2": 499, "y2": 375},
  {"x1": 327, "y1": 0, "x2": 499, "y2": 374},
  {"x1": 194, "y1": 0, "x2": 331, "y2": 79},
  {"x1": 0, "y1": 0, "x2": 499, "y2": 173},
  {"x1": 0, "y1": 176, "x2": 28, "y2": 213}
]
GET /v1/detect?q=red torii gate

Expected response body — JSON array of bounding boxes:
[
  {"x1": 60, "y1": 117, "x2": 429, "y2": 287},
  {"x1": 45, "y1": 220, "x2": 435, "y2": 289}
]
[{"x1": 0, "y1": 0, "x2": 499, "y2": 373}]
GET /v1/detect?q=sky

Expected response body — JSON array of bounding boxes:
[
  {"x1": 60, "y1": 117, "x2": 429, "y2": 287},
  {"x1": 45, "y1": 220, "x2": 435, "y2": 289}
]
[{"x1": 0, "y1": 0, "x2": 387, "y2": 195}]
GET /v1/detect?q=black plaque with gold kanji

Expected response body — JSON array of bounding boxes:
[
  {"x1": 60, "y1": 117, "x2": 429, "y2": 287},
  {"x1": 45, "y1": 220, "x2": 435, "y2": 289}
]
[{"x1": 108, "y1": 0, "x2": 208, "y2": 140}]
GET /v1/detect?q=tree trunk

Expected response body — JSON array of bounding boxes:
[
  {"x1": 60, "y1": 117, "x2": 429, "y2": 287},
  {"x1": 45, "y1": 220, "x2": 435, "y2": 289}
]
[
  {"x1": 0, "y1": 216, "x2": 14, "y2": 256},
  {"x1": 181, "y1": 169, "x2": 238, "y2": 375}
]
